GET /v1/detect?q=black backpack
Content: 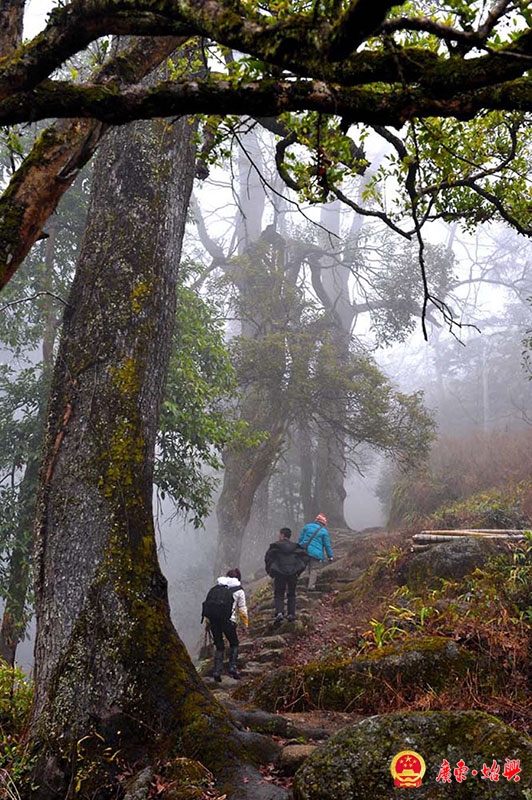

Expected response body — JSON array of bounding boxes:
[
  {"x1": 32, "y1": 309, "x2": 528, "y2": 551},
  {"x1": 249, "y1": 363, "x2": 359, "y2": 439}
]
[{"x1": 201, "y1": 583, "x2": 239, "y2": 623}]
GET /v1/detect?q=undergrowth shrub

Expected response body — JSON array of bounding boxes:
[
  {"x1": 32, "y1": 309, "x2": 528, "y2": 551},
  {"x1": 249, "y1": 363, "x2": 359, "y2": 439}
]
[
  {"x1": 0, "y1": 662, "x2": 34, "y2": 788},
  {"x1": 330, "y1": 535, "x2": 532, "y2": 727},
  {"x1": 424, "y1": 485, "x2": 532, "y2": 531},
  {"x1": 386, "y1": 429, "x2": 532, "y2": 529}
]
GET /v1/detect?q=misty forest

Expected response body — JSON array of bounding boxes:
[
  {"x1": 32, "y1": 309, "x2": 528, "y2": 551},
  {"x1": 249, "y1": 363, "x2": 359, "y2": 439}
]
[{"x1": 4, "y1": 1, "x2": 532, "y2": 799}]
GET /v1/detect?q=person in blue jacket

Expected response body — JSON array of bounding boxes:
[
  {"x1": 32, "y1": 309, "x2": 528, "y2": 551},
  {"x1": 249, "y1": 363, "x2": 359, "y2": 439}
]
[{"x1": 298, "y1": 513, "x2": 333, "y2": 589}]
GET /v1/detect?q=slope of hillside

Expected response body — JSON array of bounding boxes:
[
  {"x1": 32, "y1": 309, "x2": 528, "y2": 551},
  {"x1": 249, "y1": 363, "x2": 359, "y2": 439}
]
[{"x1": 199, "y1": 527, "x2": 532, "y2": 797}]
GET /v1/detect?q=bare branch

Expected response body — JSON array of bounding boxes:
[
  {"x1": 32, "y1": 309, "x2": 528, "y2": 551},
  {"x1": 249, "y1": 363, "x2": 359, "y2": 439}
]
[
  {"x1": 330, "y1": 185, "x2": 412, "y2": 240},
  {"x1": 381, "y1": 1, "x2": 514, "y2": 49},
  {"x1": 0, "y1": 290, "x2": 70, "y2": 313}
]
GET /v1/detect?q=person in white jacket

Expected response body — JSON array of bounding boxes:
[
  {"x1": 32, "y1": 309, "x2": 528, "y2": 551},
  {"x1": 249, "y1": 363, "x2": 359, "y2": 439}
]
[{"x1": 203, "y1": 568, "x2": 248, "y2": 681}]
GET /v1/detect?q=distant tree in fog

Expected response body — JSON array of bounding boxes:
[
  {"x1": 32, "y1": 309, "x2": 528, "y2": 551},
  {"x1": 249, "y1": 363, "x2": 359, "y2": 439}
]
[{"x1": 191, "y1": 134, "x2": 436, "y2": 570}]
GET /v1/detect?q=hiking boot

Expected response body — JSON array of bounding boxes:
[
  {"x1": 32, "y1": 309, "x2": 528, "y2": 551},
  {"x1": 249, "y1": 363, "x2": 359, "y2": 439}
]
[
  {"x1": 287, "y1": 614, "x2": 296, "y2": 622},
  {"x1": 228, "y1": 667, "x2": 241, "y2": 680},
  {"x1": 228, "y1": 646, "x2": 241, "y2": 680},
  {"x1": 213, "y1": 650, "x2": 224, "y2": 682},
  {"x1": 273, "y1": 612, "x2": 283, "y2": 627}
]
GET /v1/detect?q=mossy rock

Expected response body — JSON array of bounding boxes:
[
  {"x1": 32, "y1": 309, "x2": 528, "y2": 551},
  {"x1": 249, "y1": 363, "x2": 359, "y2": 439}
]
[
  {"x1": 293, "y1": 710, "x2": 532, "y2": 799},
  {"x1": 332, "y1": 578, "x2": 364, "y2": 606},
  {"x1": 162, "y1": 759, "x2": 211, "y2": 799},
  {"x1": 240, "y1": 636, "x2": 478, "y2": 713},
  {"x1": 398, "y1": 538, "x2": 504, "y2": 593}
]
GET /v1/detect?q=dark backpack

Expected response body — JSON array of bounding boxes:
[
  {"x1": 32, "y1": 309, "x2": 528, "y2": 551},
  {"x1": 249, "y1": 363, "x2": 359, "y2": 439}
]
[{"x1": 201, "y1": 583, "x2": 238, "y2": 623}]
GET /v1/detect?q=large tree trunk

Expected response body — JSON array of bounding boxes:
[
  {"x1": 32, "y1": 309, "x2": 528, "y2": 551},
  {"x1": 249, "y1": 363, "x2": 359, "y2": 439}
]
[
  {"x1": 30, "y1": 115, "x2": 243, "y2": 799},
  {"x1": 215, "y1": 408, "x2": 286, "y2": 573},
  {"x1": 310, "y1": 202, "x2": 355, "y2": 529}
]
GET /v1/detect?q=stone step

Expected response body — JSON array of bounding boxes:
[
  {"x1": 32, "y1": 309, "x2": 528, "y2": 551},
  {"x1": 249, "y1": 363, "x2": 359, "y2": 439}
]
[
  {"x1": 300, "y1": 588, "x2": 327, "y2": 597},
  {"x1": 240, "y1": 662, "x2": 268, "y2": 677},
  {"x1": 251, "y1": 648, "x2": 284, "y2": 663},
  {"x1": 237, "y1": 640, "x2": 256, "y2": 652},
  {"x1": 253, "y1": 634, "x2": 288, "y2": 648}
]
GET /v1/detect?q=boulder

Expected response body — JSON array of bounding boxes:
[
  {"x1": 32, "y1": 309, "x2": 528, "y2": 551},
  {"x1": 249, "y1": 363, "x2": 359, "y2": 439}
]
[
  {"x1": 280, "y1": 744, "x2": 317, "y2": 775},
  {"x1": 398, "y1": 538, "x2": 502, "y2": 592},
  {"x1": 242, "y1": 636, "x2": 477, "y2": 713},
  {"x1": 293, "y1": 710, "x2": 532, "y2": 799}
]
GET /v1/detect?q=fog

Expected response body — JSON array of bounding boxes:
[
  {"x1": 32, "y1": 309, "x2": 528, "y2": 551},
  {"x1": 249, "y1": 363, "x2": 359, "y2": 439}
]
[
  {"x1": 161, "y1": 468, "x2": 385, "y2": 656},
  {"x1": 3, "y1": 70, "x2": 532, "y2": 674}
]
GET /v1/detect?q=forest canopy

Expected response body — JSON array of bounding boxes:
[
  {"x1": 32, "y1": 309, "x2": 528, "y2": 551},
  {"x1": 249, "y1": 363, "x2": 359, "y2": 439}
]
[
  {"x1": 4, "y1": 1, "x2": 532, "y2": 126},
  {"x1": 3, "y1": 1, "x2": 532, "y2": 300}
]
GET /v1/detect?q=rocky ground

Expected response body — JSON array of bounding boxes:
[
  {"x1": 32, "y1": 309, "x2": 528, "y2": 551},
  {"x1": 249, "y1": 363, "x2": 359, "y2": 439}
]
[
  {"x1": 196, "y1": 528, "x2": 406, "y2": 796},
  {"x1": 194, "y1": 527, "x2": 532, "y2": 799}
]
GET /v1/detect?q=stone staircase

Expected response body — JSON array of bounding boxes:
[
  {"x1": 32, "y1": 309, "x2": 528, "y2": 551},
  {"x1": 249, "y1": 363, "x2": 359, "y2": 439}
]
[
  {"x1": 197, "y1": 527, "x2": 391, "y2": 685},
  {"x1": 195, "y1": 551, "x2": 364, "y2": 780},
  {"x1": 194, "y1": 528, "x2": 399, "y2": 784}
]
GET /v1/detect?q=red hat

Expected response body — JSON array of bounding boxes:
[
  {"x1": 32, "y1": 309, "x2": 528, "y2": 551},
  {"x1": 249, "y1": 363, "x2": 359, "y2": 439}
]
[{"x1": 315, "y1": 513, "x2": 327, "y2": 525}]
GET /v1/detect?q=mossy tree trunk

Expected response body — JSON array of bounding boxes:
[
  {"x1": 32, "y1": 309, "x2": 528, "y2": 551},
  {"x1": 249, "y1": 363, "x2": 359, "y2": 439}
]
[{"x1": 30, "y1": 115, "x2": 240, "y2": 798}]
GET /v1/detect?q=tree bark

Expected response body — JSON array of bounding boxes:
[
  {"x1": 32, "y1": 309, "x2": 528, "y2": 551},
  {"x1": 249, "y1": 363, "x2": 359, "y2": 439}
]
[
  {"x1": 311, "y1": 202, "x2": 354, "y2": 529},
  {"x1": 0, "y1": 0, "x2": 23, "y2": 56},
  {"x1": 30, "y1": 114, "x2": 241, "y2": 798},
  {"x1": 0, "y1": 35, "x2": 184, "y2": 290}
]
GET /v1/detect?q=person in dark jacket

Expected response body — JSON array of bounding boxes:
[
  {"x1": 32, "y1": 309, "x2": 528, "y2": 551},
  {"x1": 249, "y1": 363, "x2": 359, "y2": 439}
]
[{"x1": 265, "y1": 527, "x2": 308, "y2": 625}]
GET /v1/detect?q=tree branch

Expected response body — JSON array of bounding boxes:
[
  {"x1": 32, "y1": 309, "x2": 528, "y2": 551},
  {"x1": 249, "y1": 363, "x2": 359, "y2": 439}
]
[
  {"x1": 0, "y1": 35, "x2": 186, "y2": 290},
  {"x1": 327, "y1": 0, "x2": 399, "y2": 60},
  {"x1": 0, "y1": 291, "x2": 70, "y2": 313},
  {"x1": 3, "y1": 0, "x2": 532, "y2": 105},
  {"x1": 5, "y1": 75, "x2": 532, "y2": 129}
]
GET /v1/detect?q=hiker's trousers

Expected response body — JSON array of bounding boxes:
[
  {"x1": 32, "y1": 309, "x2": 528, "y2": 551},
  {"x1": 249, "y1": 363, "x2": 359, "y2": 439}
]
[
  {"x1": 210, "y1": 618, "x2": 239, "y2": 652},
  {"x1": 274, "y1": 573, "x2": 298, "y2": 617}
]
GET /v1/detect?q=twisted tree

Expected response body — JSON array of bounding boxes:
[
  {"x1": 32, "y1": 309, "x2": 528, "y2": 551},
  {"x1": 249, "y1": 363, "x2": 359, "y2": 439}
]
[{"x1": 3, "y1": 2, "x2": 532, "y2": 302}]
